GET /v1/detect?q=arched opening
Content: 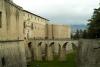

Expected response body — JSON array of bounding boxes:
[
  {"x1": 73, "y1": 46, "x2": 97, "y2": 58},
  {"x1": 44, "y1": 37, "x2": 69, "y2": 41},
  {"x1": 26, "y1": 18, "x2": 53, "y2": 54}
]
[
  {"x1": 28, "y1": 42, "x2": 32, "y2": 48},
  {"x1": 59, "y1": 42, "x2": 68, "y2": 61},
  {"x1": 49, "y1": 42, "x2": 55, "y2": 54},
  {"x1": 49, "y1": 42, "x2": 55, "y2": 58},
  {"x1": 27, "y1": 42, "x2": 34, "y2": 61},
  {"x1": 58, "y1": 44, "x2": 61, "y2": 59},
  {"x1": 38, "y1": 42, "x2": 42, "y2": 46},
  {"x1": 54, "y1": 43, "x2": 62, "y2": 60},
  {"x1": 42, "y1": 44, "x2": 48, "y2": 61},
  {"x1": 49, "y1": 42, "x2": 54, "y2": 47},
  {"x1": 63, "y1": 42, "x2": 68, "y2": 48}
]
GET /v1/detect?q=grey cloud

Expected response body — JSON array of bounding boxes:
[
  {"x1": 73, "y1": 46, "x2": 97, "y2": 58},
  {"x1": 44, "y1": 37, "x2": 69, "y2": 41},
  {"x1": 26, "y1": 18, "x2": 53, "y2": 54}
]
[{"x1": 13, "y1": 0, "x2": 99, "y2": 25}]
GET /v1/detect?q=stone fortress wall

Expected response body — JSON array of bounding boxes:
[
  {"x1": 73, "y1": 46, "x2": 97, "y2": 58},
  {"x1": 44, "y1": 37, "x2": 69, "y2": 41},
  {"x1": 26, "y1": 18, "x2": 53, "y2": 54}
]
[
  {"x1": 0, "y1": 0, "x2": 26, "y2": 67},
  {"x1": 0, "y1": 0, "x2": 75, "y2": 67},
  {"x1": 23, "y1": 10, "x2": 48, "y2": 40},
  {"x1": 46, "y1": 24, "x2": 71, "y2": 40},
  {"x1": 23, "y1": 10, "x2": 71, "y2": 40}
]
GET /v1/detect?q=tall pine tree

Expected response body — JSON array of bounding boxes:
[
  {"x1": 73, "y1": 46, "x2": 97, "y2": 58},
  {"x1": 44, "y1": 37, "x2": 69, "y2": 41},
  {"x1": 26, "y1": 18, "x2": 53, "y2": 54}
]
[{"x1": 88, "y1": 6, "x2": 100, "y2": 39}]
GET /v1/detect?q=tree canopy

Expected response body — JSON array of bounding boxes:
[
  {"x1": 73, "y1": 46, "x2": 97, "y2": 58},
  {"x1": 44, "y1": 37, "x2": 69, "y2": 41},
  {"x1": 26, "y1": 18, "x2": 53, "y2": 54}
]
[{"x1": 88, "y1": 6, "x2": 100, "y2": 39}]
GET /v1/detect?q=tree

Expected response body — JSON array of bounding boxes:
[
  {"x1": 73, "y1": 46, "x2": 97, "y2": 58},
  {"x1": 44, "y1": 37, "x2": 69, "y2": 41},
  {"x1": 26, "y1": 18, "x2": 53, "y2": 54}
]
[
  {"x1": 88, "y1": 7, "x2": 100, "y2": 39},
  {"x1": 73, "y1": 29, "x2": 80, "y2": 39},
  {"x1": 79, "y1": 29, "x2": 83, "y2": 38},
  {"x1": 72, "y1": 29, "x2": 89, "y2": 39},
  {"x1": 82, "y1": 30, "x2": 88, "y2": 39}
]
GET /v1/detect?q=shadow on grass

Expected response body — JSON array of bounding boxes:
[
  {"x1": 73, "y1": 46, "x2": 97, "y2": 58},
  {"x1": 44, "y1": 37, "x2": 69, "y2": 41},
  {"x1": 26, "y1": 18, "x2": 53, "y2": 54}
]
[{"x1": 28, "y1": 52, "x2": 77, "y2": 67}]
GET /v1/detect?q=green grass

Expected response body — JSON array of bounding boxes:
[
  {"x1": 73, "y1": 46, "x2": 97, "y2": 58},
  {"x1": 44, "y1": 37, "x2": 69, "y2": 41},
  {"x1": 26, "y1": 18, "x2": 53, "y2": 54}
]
[{"x1": 28, "y1": 52, "x2": 77, "y2": 67}]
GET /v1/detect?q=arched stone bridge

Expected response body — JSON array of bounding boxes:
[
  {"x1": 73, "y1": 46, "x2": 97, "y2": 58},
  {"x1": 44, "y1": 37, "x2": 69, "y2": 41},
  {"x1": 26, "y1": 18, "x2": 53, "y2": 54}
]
[{"x1": 25, "y1": 39, "x2": 78, "y2": 62}]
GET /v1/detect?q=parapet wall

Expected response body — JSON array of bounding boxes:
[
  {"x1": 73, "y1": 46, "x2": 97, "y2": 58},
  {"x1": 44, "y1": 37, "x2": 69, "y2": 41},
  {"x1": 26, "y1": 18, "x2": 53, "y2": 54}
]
[
  {"x1": 77, "y1": 39, "x2": 100, "y2": 67},
  {"x1": 46, "y1": 24, "x2": 71, "y2": 40}
]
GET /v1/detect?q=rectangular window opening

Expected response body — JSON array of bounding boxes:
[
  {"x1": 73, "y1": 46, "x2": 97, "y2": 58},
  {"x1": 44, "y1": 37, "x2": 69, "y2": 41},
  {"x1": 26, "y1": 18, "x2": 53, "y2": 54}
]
[
  {"x1": 0, "y1": 12, "x2": 2, "y2": 28},
  {"x1": 31, "y1": 23, "x2": 33, "y2": 29}
]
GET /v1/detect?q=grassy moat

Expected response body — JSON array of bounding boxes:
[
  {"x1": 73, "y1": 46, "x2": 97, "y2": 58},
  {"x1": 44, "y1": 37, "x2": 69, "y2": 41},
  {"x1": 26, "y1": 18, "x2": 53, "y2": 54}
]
[{"x1": 28, "y1": 52, "x2": 77, "y2": 67}]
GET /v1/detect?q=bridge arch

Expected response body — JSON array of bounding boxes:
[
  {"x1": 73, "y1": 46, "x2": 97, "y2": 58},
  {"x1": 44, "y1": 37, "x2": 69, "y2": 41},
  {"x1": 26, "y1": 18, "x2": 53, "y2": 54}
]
[
  {"x1": 49, "y1": 42, "x2": 55, "y2": 47},
  {"x1": 58, "y1": 44, "x2": 61, "y2": 56},
  {"x1": 38, "y1": 42, "x2": 42, "y2": 46},
  {"x1": 27, "y1": 42, "x2": 34, "y2": 61},
  {"x1": 28, "y1": 42, "x2": 32, "y2": 48},
  {"x1": 62, "y1": 42, "x2": 68, "y2": 48},
  {"x1": 58, "y1": 42, "x2": 68, "y2": 61},
  {"x1": 37, "y1": 42, "x2": 48, "y2": 61},
  {"x1": 42, "y1": 43, "x2": 48, "y2": 61},
  {"x1": 49, "y1": 42, "x2": 55, "y2": 54},
  {"x1": 46, "y1": 42, "x2": 55, "y2": 61}
]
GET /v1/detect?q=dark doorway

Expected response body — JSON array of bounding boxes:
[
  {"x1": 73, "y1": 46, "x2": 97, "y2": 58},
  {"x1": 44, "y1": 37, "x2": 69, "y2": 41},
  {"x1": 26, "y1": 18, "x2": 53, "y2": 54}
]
[
  {"x1": 1, "y1": 57, "x2": 6, "y2": 67},
  {"x1": 28, "y1": 42, "x2": 34, "y2": 61}
]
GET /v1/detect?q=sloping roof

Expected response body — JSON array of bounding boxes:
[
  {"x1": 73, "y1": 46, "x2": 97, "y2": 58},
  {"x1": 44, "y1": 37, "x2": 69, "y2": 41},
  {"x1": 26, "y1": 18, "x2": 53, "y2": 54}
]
[
  {"x1": 5, "y1": 0, "x2": 49, "y2": 21},
  {"x1": 5, "y1": 0, "x2": 23, "y2": 10},
  {"x1": 23, "y1": 10, "x2": 49, "y2": 21}
]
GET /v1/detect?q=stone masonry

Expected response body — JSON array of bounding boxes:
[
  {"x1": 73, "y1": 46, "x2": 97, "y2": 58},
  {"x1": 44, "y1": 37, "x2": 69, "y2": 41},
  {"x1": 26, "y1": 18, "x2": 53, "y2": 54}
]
[
  {"x1": 77, "y1": 39, "x2": 100, "y2": 67},
  {"x1": 0, "y1": 0, "x2": 76, "y2": 67}
]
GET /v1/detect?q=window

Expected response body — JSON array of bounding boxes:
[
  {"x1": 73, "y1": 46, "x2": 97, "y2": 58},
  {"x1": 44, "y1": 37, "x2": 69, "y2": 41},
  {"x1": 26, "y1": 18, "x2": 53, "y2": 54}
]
[
  {"x1": 38, "y1": 18, "x2": 39, "y2": 21},
  {"x1": 35, "y1": 17, "x2": 36, "y2": 20},
  {"x1": 28, "y1": 14, "x2": 30, "y2": 17},
  {"x1": 31, "y1": 23, "x2": 33, "y2": 29},
  {"x1": 24, "y1": 22, "x2": 26, "y2": 28},
  {"x1": 0, "y1": 12, "x2": 2, "y2": 28}
]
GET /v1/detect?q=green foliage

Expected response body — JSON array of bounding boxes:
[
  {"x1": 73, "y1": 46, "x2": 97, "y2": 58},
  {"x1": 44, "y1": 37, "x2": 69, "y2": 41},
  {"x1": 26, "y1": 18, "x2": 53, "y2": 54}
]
[
  {"x1": 73, "y1": 5, "x2": 100, "y2": 39},
  {"x1": 88, "y1": 7, "x2": 100, "y2": 38},
  {"x1": 72, "y1": 29, "x2": 80, "y2": 39},
  {"x1": 72, "y1": 29, "x2": 88, "y2": 39},
  {"x1": 82, "y1": 30, "x2": 88, "y2": 38}
]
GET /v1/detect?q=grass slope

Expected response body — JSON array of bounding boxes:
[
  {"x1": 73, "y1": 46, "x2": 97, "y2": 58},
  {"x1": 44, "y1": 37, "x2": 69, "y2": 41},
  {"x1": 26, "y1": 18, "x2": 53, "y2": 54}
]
[{"x1": 28, "y1": 52, "x2": 77, "y2": 67}]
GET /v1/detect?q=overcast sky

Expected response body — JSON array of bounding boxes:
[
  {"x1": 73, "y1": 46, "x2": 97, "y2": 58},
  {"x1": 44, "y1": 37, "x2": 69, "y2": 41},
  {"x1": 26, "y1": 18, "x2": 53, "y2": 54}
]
[{"x1": 13, "y1": 0, "x2": 99, "y2": 25}]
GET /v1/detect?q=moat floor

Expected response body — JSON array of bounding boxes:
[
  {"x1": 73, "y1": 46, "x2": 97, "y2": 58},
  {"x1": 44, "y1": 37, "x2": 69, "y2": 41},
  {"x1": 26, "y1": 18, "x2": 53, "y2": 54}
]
[{"x1": 28, "y1": 52, "x2": 77, "y2": 67}]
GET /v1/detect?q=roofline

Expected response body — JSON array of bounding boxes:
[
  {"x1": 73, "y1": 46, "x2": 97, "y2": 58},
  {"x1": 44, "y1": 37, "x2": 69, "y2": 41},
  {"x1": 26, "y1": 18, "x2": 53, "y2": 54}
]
[
  {"x1": 49, "y1": 24, "x2": 69, "y2": 26},
  {"x1": 23, "y1": 10, "x2": 49, "y2": 21},
  {"x1": 5, "y1": 0, "x2": 49, "y2": 21},
  {"x1": 5, "y1": 0, "x2": 23, "y2": 10}
]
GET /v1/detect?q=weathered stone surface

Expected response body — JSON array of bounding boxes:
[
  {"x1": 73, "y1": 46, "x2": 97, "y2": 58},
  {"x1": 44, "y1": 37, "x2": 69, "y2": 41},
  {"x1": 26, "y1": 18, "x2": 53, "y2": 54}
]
[
  {"x1": 0, "y1": 41, "x2": 26, "y2": 67},
  {"x1": 25, "y1": 39, "x2": 77, "y2": 62},
  {"x1": 77, "y1": 39, "x2": 100, "y2": 67},
  {"x1": 0, "y1": 0, "x2": 73, "y2": 67},
  {"x1": 0, "y1": 0, "x2": 24, "y2": 41}
]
